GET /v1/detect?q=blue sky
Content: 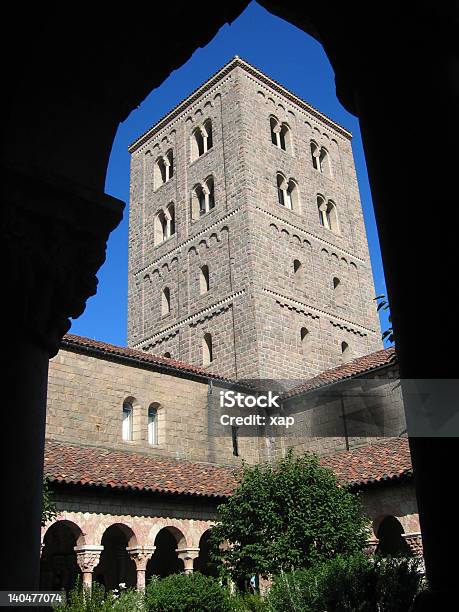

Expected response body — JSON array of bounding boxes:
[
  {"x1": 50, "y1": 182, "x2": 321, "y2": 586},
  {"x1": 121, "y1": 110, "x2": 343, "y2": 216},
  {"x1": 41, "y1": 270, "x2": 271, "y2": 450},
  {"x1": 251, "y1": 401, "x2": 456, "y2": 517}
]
[{"x1": 70, "y1": 1, "x2": 389, "y2": 346}]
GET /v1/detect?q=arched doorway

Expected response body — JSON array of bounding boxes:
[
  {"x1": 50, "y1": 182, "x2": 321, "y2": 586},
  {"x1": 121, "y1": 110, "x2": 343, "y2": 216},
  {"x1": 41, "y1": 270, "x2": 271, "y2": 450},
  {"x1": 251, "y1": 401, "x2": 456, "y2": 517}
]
[
  {"x1": 146, "y1": 527, "x2": 186, "y2": 580},
  {"x1": 95, "y1": 524, "x2": 137, "y2": 590},
  {"x1": 40, "y1": 521, "x2": 83, "y2": 592},
  {"x1": 194, "y1": 530, "x2": 218, "y2": 577},
  {"x1": 376, "y1": 516, "x2": 412, "y2": 557}
]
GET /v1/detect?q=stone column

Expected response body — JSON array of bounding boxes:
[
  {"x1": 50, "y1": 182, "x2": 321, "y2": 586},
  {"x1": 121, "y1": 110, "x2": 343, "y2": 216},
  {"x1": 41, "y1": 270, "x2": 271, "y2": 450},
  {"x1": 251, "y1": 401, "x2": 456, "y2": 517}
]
[
  {"x1": 176, "y1": 548, "x2": 200, "y2": 574},
  {"x1": 75, "y1": 546, "x2": 104, "y2": 589},
  {"x1": 0, "y1": 166, "x2": 123, "y2": 590},
  {"x1": 364, "y1": 537, "x2": 379, "y2": 556},
  {"x1": 127, "y1": 547, "x2": 156, "y2": 590}
]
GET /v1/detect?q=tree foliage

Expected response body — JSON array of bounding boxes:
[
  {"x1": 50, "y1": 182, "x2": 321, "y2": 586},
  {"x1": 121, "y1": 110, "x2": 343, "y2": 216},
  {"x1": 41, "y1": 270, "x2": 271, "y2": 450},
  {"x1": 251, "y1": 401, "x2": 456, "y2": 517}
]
[
  {"x1": 210, "y1": 450, "x2": 370, "y2": 584},
  {"x1": 42, "y1": 476, "x2": 57, "y2": 527},
  {"x1": 375, "y1": 294, "x2": 394, "y2": 345}
]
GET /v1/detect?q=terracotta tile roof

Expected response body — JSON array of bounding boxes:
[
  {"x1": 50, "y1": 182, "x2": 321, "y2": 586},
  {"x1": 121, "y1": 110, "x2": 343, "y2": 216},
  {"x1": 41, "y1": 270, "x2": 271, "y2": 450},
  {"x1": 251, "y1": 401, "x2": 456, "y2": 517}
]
[
  {"x1": 320, "y1": 437, "x2": 412, "y2": 488},
  {"x1": 61, "y1": 334, "x2": 242, "y2": 386},
  {"x1": 282, "y1": 347, "x2": 397, "y2": 400},
  {"x1": 44, "y1": 437, "x2": 412, "y2": 498},
  {"x1": 44, "y1": 439, "x2": 239, "y2": 499}
]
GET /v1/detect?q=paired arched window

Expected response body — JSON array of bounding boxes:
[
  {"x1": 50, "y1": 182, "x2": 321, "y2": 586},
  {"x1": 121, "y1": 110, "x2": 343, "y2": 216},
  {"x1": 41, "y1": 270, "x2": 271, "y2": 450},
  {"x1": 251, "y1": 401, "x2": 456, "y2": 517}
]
[
  {"x1": 154, "y1": 149, "x2": 174, "y2": 188},
  {"x1": 277, "y1": 173, "x2": 299, "y2": 212},
  {"x1": 122, "y1": 401, "x2": 133, "y2": 441},
  {"x1": 203, "y1": 333, "x2": 213, "y2": 366},
  {"x1": 310, "y1": 141, "x2": 332, "y2": 177},
  {"x1": 191, "y1": 119, "x2": 213, "y2": 161},
  {"x1": 191, "y1": 176, "x2": 215, "y2": 221},
  {"x1": 161, "y1": 287, "x2": 171, "y2": 316},
  {"x1": 200, "y1": 265, "x2": 210, "y2": 294},
  {"x1": 270, "y1": 116, "x2": 292, "y2": 152},
  {"x1": 317, "y1": 195, "x2": 339, "y2": 233},
  {"x1": 154, "y1": 203, "x2": 175, "y2": 245},
  {"x1": 148, "y1": 403, "x2": 159, "y2": 445}
]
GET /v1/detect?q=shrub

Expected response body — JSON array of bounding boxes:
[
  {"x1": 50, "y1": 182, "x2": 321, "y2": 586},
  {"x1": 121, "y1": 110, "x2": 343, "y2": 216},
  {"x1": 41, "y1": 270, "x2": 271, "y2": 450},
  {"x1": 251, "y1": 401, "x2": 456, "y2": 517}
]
[
  {"x1": 56, "y1": 582, "x2": 146, "y2": 612},
  {"x1": 267, "y1": 553, "x2": 424, "y2": 612},
  {"x1": 211, "y1": 449, "x2": 369, "y2": 584},
  {"x1": 145, "y1": 572, "x2": 232, "y2": 612},
  {"x1": 230, "y1": 592, "x2": 266, "y2": 611}
]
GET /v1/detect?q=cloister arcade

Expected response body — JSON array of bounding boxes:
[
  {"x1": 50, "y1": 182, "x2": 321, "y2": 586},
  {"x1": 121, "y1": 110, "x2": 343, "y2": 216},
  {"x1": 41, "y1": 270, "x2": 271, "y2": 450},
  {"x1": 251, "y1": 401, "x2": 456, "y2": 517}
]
[
  {"x1": 40, "y1": 513, "x2": 215, "y2": 592},
  {"x1": 40, "y1": 509, "x2": 422, "y2": 592}
]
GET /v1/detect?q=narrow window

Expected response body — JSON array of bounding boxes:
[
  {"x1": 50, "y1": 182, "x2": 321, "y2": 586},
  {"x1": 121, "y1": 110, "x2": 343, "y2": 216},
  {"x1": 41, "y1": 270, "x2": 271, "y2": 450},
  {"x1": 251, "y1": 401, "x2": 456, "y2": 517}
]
[
  {"x1": 161, "y1": 287, "x2": 171, "y2": 316},
  {"x1": 231, "y1": 425, "x2": 239, "y2": 457},
  {"x1": 122, "y1": 401, "x2": 133, "y2": 441},
  {"x1": 203, "y1": 333, "x2": 213, "y2": 366},
  {"x1": 158, "y1": 157, "x2": 167, "y2": 184},
  {"x1": 327, "y1": 201, "x2": 339, "y2": 233},
  {"x1": 319, "y1": 147, "x2": 332, "y2": 177},
  {"x1": 341, "y1": 341, "x2": 350, "y2": 362},
  {"x1": 154, "y1": 210, "x2": 168, "y2": 244},
  {"x1": 277, "y1": 173, "x2": 286, "y2": 207},
  {"x1": 166, "y1": 203, "x2": 175, "y2": 237},
  {"x1": 311, "y1": 141, "x2": 320, "y2": 170},
  {"x1": 206, "y1": 176, "x2": 215, "y2": 211},
  {"x1": 293, "y1": 259, "x2": 302, "y2": 274},
  {"x1": 287, "y1": 180, "x2": 298, "y2": 211},
  {"x1": 148, "y1": 405, "x2": 158, "y2": 445},
  {"x1": 300, "y1": 327, "x2": 310, "y2": 354},
  {"x1": 168, "y1": 150, "x2": 174, "y2": 179},
  {"x1": 203, "y1": 119, "x2": 213, "y2": 151},
  {"x1": 200, "y1": 265, "x2": 210, "y2": 294},
  {"x1": 164, "y1": 352, "x2": 171, "y2": 358},
  {"x1": 270, "y1": 117, "x2": 279, "y2": 146},
  {"x1": 279, "y1": 123, "x2": 290, "y2": 151},
  {"x1": 195, "y1": 128, "x2": 205, "y2": 157}
]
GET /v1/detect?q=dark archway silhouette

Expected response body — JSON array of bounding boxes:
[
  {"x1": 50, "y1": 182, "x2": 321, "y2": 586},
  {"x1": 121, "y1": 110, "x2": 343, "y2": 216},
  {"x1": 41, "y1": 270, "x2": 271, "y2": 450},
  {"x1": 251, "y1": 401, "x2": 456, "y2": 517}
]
[{"x1": 2, "y1": 4, "x2": 457, "y2": 609}]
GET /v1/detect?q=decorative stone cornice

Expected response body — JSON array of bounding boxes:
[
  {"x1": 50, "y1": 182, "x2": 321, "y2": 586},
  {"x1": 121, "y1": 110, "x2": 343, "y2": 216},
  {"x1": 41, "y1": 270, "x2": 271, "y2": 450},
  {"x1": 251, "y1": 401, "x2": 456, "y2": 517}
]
[
  {"x1": 1, "y1": 164, "x2": 124, "y2": 356},
  {"x1": 128, "y1": 57, "x2": 351, "y2": 153}
]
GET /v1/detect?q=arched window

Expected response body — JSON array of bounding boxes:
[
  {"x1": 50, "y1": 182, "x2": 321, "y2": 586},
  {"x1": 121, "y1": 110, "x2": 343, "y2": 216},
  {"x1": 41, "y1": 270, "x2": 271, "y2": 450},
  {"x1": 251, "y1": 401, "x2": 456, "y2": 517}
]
[
  {"x1": 203, "y1": 333, "x2": 213, "y2": 366},
  {"x1": 163, "y1": 352, "x2": 171, "y2": 358},
  {"x1": 161, "y1": 287, "x2": 171, "y2": 316},
  {"x1": 122, "y1": 401, "x2": 133, "y2": 441},
  {"x1": 154, "y1": 210, "x2": 167, "y2": 244},
  {"x1": 317, "y1": 196, "x2": 339, "y2": 233},
  {"x1": 166, "y1": 202, "x2": 175, "y2": 237},
  {"x1": 311, "y1": 142, "x2": 332, "y2": 176},
  {"x1": 270, "y1": 117, "x2": 291, "y2": 152},
  {"x1": 148, "y1": 404, "x2": 158, "y2": 445},
  {"x1": 191, "y1": 120, "x2": 213, "y2": 162},
  {"x1": 191, "y1": 177, "x2": 215, "y2": 221},
  {"x1": 376, "y1": 516, "x2": 412, "y2": 557},
  {"x1": 341, "y1": 341, "x2": 350, "y2": 362},
  {"x1": 293, "y1": 259, "x2": 302, "y2": 274},
  {"x1": 319, "y1": 147, "x2": 332, "y2": 178},
  {"x1": 277, "y1": 174, "x2": 299, "y2": 211},
  {"x1": 311, "y1": 141, "x2": 320, "y2": 170},
  {"x1": 300, "y1": 327, "x2": 311, "y2": 354},
  {"x1": 200, "y1": 265, "x2": 210, "y2": 294},
  {"x1": 270, "y1": 116, "x2": 279, "y2": 145},
  {"x1": 279, "y1": 123, "x2": 291, "y2": 152},
  {"x1": 333, "y1": 277, "x2": 344, "y2": 305},
  {"x1": 203, "y1": 119, "x2": 213, "y2": 151},
  {"x1": 165, "y1": 149, "x2": 174, "y2": 180}
]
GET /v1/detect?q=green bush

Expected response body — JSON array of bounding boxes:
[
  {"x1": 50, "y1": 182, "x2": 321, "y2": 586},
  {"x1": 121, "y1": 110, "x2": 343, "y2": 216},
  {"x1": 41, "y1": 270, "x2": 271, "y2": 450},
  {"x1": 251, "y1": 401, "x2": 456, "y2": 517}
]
[
  {"x1": 267, "y1": 553, "x2": 424, "y2": 612},
  {"x1": 230, "y1": 591, "x2": 266, "y2": 611},
  {"x1": 56, "y1": 582, "x2": 145, "y2": 612},
  {"x1": 145, "y1": 572, "x2": 232, "y2": 612}
]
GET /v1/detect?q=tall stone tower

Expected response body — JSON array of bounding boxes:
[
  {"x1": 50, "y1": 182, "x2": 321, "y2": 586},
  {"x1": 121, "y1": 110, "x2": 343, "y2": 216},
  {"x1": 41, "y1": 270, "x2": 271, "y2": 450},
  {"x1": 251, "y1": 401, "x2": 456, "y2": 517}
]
[{"x1": 127, "y1": 57, "x2": 382, "y2": 381}]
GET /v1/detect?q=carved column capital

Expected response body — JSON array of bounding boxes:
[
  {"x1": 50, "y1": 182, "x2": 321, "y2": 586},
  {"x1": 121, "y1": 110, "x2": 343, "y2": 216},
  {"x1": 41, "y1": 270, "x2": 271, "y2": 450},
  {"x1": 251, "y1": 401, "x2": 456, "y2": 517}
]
[
  {"x1": 126, "y1": 546, "x2": 156, "y2": 571},
  {"x1": 176, "y1": 548, "x2": 200, "y2": 574},
  {"x1": 74, "y1": 545, "x2": 104, "y2": 574},
  {"x1": 1, "y1": 164, "x2": 124, "y2": 356}
]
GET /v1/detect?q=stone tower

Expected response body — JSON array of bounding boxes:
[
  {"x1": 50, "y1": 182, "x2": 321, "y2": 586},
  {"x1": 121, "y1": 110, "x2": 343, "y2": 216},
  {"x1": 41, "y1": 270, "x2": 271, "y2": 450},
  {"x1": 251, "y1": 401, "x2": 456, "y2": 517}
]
[{"x1": 127, "y1": 57, "x2": 382, "y2": 382}]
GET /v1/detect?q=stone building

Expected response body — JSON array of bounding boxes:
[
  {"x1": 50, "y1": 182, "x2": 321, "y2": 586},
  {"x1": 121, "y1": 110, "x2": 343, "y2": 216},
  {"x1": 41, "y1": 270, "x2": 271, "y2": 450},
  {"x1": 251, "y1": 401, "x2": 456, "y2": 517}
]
[
  {"x1": 40, "y1": 59, "x2": 421, "y2": 592},
  {"x1": 127, "y1": 57, "x2": 382, "y2": 382}
]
